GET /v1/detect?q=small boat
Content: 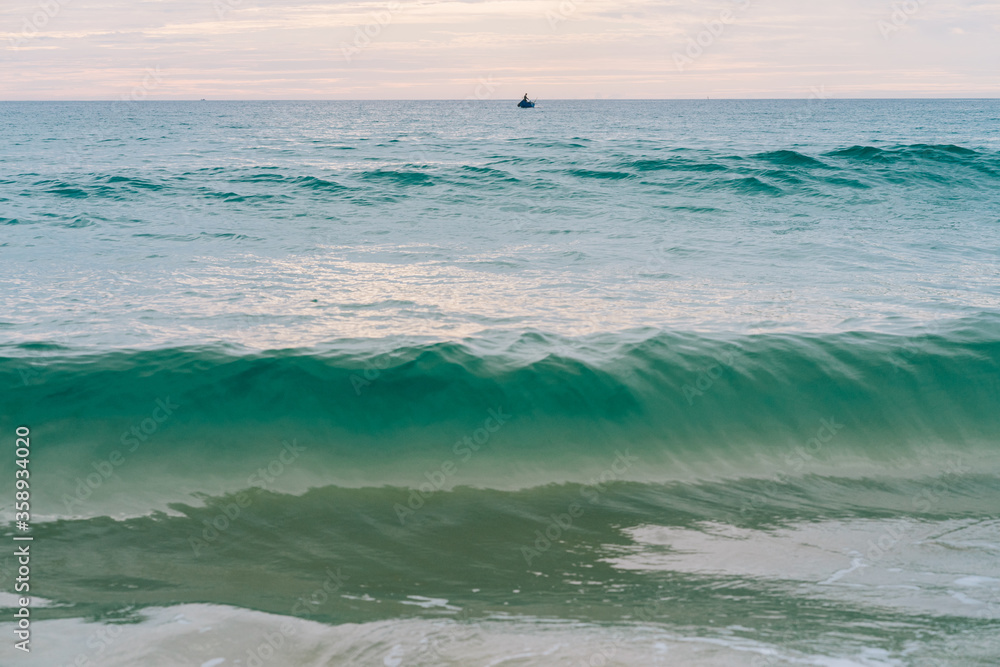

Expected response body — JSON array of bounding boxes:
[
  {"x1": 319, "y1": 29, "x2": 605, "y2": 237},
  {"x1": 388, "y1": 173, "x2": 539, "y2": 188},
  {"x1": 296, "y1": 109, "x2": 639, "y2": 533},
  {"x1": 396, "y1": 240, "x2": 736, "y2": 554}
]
[{"x1": 517, "y1": 99, "x2": 535, "y2": 108}]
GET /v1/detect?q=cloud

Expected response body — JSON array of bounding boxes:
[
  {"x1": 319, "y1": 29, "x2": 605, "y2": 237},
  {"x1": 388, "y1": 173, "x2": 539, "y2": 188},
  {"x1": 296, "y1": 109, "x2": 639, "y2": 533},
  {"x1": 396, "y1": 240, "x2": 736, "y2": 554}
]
[{"x1": 1, "y1": 0, "x2": 997, "y2": 98}]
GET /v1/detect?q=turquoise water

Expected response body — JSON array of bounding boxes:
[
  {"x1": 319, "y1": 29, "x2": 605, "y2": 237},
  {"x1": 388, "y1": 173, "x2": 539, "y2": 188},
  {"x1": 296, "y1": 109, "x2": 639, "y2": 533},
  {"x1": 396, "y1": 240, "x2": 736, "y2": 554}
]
[{"x1": 1, "y1": 100, "x2": 999, "y2": 665}]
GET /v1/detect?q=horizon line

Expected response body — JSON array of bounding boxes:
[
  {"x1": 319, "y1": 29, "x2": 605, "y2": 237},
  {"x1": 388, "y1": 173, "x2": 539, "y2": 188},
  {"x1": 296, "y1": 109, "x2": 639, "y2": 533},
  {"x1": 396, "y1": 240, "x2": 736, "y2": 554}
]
[{"x1": 2, "y1": 97, "x2": 999, "y2": 103}]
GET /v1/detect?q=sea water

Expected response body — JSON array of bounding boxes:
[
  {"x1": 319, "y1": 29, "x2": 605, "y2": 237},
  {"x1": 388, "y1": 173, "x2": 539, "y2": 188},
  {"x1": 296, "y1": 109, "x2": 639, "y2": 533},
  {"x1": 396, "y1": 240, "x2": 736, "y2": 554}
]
[{"x1": 1, "y1": 100, "x2": 999, "y2": 665}]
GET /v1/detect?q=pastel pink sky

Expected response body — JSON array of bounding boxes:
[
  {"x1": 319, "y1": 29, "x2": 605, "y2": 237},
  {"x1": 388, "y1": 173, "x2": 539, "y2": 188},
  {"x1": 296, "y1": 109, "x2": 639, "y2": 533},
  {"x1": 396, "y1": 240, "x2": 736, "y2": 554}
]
[{"x1": 2, "y1": 0, "x2": 998, "y2": 100}]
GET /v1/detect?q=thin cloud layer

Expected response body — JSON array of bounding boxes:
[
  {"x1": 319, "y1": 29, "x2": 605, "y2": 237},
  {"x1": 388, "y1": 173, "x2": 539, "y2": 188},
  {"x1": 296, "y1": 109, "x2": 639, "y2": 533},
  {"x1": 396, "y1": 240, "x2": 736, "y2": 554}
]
[{"x1": 1, "y1": 0, "x2": 997, "y2": 98}]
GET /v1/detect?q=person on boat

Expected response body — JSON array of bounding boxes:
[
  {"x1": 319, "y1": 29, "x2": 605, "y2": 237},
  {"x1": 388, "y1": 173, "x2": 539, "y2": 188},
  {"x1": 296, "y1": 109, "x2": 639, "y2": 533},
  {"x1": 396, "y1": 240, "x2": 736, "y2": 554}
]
[{"x1": 522, "y1": 94, "x2": 530, "y2": 103}]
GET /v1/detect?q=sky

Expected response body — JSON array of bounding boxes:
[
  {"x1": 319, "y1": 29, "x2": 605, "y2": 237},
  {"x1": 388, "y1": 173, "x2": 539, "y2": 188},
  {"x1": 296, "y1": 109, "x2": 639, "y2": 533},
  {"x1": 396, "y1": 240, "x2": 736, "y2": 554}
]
[{"x1": 1, "y1": 0, "x2": 998, "y2": 99}]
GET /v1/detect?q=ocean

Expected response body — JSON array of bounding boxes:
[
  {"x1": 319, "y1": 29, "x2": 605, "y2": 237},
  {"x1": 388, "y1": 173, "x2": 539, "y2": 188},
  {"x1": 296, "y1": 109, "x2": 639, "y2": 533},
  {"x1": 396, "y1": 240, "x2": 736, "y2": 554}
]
[{"x1": 1, "y1": 99, "x2": 999, "y2": 665}]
